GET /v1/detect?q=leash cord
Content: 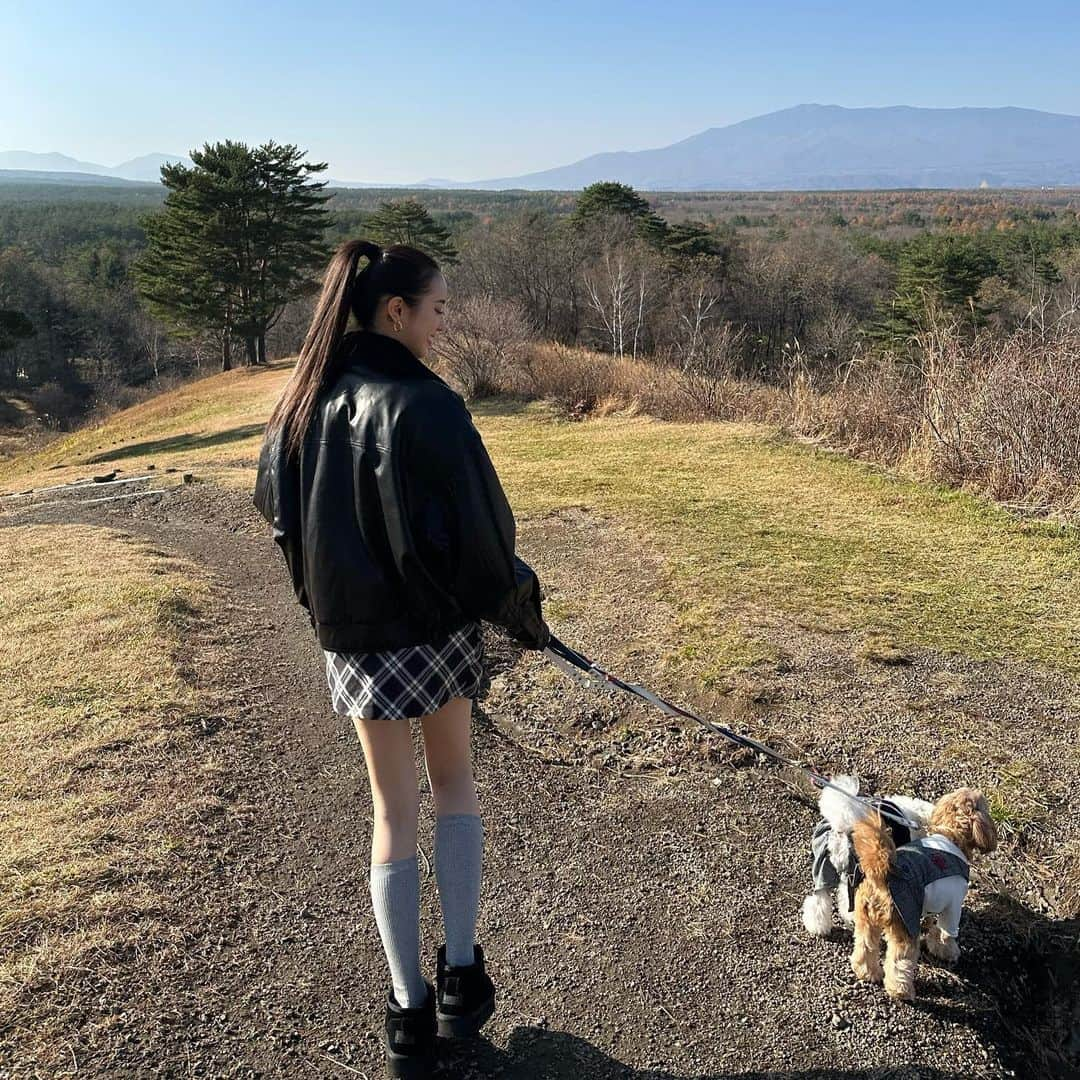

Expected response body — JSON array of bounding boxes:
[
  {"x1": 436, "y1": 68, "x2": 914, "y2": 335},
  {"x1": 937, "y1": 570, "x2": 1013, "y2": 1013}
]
[{"x1": 541, "y1": 634, "x2": 921, "y2": 833}]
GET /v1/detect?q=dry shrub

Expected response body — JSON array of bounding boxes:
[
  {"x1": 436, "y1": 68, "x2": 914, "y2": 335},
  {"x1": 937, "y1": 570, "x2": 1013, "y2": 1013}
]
[
  {"x1": 682, "y1": 374, "x2": 786, "y2": 423},
  {"x1": 507, "y1": 339, "x2": 789, "y2": 424},
  {"x1": 918, "y1": 318, "x2": 1080, "y2": 510},
  {"x1": 605, "y1": 354, "x2": 685, "y2": 419},
  {"x1": 659, "y1": 322, "x2": 782, "y2": 421},
  {"x1": 511, "y1": 342, "x2": 617, "y2": 418},
  {"x1": 518, "y1": 342, "x2": 698, "y2": 420},
  {"x1": 782, "y1": 350, "x2": 922, "y2": 464},
  {"x1": 433, "y1": 294, "x2": 534, "y2": 400}
]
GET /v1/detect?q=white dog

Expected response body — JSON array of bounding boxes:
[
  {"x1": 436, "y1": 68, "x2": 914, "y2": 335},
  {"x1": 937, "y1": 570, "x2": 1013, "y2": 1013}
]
[{"x1": 801, "y1": 775, "x2": 935, "y2": 937}]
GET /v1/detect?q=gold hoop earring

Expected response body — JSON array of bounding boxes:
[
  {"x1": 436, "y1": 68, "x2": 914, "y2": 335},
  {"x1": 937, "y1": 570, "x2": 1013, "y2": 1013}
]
[{"x1": 393, "y1": 320, "x2": 403, "y2": 333}]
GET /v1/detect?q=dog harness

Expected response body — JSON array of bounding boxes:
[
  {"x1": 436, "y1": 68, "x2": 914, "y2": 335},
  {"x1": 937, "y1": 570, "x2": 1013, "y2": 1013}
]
[{"x1": 810, "y1": 799, "x2": 914, "y2": 895}]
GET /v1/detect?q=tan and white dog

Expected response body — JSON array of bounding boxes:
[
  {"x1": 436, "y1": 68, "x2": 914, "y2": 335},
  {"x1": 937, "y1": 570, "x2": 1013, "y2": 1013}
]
[{"x1": 801, "y1": 774, "x2": 935, "y2": 938}]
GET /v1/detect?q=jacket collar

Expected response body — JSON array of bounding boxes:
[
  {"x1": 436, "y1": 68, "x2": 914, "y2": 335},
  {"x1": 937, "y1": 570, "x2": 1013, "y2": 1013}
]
[{"x1": 340, "y1": 329, "x2": 443, "y2": 383}]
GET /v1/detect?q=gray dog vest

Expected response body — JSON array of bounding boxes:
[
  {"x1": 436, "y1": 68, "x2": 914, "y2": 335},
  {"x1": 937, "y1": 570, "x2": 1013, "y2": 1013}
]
[
  {"x1": 810, "y1": 800, "x2": 914, "y2": 896},
  {"x1": 888, "y1": 840, "x2": 969, "y2": 938}
]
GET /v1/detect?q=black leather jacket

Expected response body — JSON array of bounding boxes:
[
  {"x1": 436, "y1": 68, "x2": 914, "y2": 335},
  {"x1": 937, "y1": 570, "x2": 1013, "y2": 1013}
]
[{"x1": 252, "y1": 329, "x2": 549, "y2": 652}]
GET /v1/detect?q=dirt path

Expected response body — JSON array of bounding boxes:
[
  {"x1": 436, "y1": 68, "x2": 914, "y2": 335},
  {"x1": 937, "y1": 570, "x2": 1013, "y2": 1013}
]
[{"x1": 2, "y1": 479, "x2": 1076, "y2": 1079}]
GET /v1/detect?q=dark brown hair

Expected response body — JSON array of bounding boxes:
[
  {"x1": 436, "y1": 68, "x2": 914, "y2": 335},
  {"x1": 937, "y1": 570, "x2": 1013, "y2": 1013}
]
[{"x1": 265, "y1": 238, "x2": 442, "y2": 460}]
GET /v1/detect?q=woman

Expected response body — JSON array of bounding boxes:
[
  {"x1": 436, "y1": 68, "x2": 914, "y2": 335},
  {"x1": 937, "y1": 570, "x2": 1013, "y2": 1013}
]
[{"x1": 253, "y1": 239, "x2": 550, "y2": 1078}]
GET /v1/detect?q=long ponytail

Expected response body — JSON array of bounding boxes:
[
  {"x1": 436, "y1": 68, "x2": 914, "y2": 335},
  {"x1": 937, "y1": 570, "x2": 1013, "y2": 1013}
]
[
  {"x1": 265, "y1": 239, "x2": 379, "y2": 461},
  {"x1": 265, "y1": 238, "x2": 441, "y2": 461}
]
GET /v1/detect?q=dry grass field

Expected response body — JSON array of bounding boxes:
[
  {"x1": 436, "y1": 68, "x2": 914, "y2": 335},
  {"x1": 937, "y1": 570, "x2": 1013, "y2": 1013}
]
[{"x1": 1, "y1": 353, "x2": 1077, "y2": 1076}]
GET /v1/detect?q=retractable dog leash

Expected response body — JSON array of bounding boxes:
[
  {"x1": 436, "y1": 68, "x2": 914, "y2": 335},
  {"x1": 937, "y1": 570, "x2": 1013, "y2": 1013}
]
[{"x1": 542, "y1": 634, "x2": 922, "y2": 834}]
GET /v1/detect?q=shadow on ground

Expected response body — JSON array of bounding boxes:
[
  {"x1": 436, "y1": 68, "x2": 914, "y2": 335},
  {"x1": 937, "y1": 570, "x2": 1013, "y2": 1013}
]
[
  {"x1": 913, "y1": 896, "x2": 1079, "y2": 1080},
  {"x1": 438, "y1": 1027, "x2": 981, "y2": 1079},
  {"x1": 469, "y1": 396, "x2": 538, "y2": 419},
  {"x1": 80, "y1": 423, "x2": 265, "y2": 464}
]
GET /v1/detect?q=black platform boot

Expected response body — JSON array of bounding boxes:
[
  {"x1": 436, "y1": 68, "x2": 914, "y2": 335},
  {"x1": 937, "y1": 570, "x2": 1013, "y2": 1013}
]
[
  {"x1": 383, "y1": 980, "x2": 436, "y2": 1078},
  {"x1": 435, "y1": 944, "x2": 495, "y2": 1039}
]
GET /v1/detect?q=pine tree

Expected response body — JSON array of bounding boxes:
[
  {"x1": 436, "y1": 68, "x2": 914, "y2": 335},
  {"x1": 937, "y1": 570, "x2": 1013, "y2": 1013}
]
[
  {"x1": 570, "y1": 181, "x2": 669, "y2": 247},
  {"x1": 134, "y1": 140, "x2": 331, "y2": 369},
  {"x1": 571, "y1": 181, "x2": 653, "y2": 222},
  {"x1": 661, "y1": 221, "x2": 734, "y2": 267},
  {"x1": 365, "y1": 198, "x2": 458, "y2": 263},
  {"x1": 875, "y1": 233, "x2": 1002, "y2": 343}
]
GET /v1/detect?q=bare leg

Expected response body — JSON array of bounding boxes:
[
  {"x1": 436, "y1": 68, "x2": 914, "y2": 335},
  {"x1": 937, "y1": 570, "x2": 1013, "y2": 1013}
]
[
  {"x1": 420, "y1": 696, "x2": 480, "y2": 816},
  {"x1": 354, "y1": 716, "x2": 420, "y2": 862}
]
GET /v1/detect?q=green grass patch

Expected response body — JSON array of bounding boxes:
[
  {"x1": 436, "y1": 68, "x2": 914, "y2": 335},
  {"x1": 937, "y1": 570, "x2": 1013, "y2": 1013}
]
[
  {"x1": 472, "y1": 404, "x2": 1080, "y2": 675},
  {"x1": 986, "y1": 760, "x2": 1052, "y2": 840},
  {"x1": 5, "y1": 361, "x2": 1078, "y2": 678}
]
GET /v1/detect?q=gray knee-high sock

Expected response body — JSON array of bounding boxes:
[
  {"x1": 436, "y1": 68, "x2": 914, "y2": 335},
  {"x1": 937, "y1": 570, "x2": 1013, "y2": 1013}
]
[
  {"x1": 369, "y1": 855, "x2": 427, "y2": 1008},
  {"x1": 434, "y1": 814, "x2": 484, "y2": 967}
]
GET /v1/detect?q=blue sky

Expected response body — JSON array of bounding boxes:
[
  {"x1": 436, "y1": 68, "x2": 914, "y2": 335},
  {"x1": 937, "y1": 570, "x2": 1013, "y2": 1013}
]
[{"x1": 3, "y1": 0, "x2": 1079, "y2": 184}]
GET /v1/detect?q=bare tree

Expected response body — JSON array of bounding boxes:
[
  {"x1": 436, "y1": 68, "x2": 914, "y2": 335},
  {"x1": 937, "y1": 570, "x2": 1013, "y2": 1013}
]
[
  {"x1": 433, "y1": 294, "x2": 535, "y2": 399},
  {"x1": 582, "y1": 247, "x2": 634, "y2": 357},
  {"x1": 668, "y1": 260, "x2": 727, "y2": 370},
  {"x1": 578, "y1": 214, "x2": 665, "y2": 359},
  {"x1": 455, "y1": 210, "x2": 584, "y2": 343}
]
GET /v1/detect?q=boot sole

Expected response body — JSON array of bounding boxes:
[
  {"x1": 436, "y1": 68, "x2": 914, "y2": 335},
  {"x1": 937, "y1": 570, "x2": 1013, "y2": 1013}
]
[
  {"x1": 383, "y1": 1035, "x2": 435, "y2": 1079},
  {"x1": 436, "y1": 994, "x2": 495, "y2": 1039}
]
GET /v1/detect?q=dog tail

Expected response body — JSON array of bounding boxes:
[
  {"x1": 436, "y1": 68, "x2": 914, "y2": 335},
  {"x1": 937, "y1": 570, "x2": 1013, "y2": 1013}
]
[
  {"x1": 819, "y1": 774, "x2": 865, "y2": 833},
  {"x1": 852, "y1": 811, "x2": 895, "y2": 884}
]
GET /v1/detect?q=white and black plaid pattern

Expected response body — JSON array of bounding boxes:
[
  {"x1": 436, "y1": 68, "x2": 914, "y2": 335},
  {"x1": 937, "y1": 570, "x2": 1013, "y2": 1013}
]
[{"x1": 323, "y1": 621, "x2": 484, "y2": 721}]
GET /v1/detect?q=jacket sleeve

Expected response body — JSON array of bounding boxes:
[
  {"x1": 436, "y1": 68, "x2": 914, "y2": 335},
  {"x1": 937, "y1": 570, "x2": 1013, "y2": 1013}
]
[
  {"x1": 253, "y1": 423, "x2": 316, "y2": 634},
  {"x1": 397, "y1": 396, "x2": 550, "y2": 650}
]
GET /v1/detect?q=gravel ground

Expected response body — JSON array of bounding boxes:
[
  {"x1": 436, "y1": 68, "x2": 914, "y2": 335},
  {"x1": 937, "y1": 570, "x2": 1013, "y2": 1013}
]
[{"x1": 1, "y1": 476, "x2": 1076, "y2": 1079}]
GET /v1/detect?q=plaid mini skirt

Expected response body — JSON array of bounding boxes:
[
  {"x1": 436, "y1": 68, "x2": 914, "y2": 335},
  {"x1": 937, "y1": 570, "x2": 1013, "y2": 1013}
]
[{"x1": 323, "y1": 620, "x2": 485, "y2": 721}]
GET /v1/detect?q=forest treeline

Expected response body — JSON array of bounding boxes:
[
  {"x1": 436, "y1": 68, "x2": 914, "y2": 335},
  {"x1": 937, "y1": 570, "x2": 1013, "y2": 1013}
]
[{"x1": 1, "y1": 143, "x2": 1079, "y2": 512}]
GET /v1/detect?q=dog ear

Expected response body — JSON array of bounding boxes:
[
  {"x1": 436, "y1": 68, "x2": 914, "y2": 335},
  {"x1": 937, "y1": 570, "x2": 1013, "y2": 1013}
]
[{"x1": 972, "y1": 802, "x2": 998, "y2": 853}]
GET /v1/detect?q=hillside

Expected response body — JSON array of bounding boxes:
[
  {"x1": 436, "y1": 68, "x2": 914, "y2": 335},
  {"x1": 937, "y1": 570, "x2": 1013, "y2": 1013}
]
[{"x1": 1, "y1": 361, "x2": 1077, "y2": 1077}]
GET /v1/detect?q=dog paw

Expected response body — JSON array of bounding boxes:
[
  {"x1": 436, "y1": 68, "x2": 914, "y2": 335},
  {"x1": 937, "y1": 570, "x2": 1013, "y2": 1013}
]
[
  {"x1": 885, "y1": 980, "x2": 916, "y2": 1002},
  {"x1": 802, "y1": 891, "x2": 834, "y2": 937},
  {"x1": 851, "y1": 956, "x2": 883, "y2": 984},
  {"x1": 925, "y1": 930, "x2": 960, "y2": 965}
]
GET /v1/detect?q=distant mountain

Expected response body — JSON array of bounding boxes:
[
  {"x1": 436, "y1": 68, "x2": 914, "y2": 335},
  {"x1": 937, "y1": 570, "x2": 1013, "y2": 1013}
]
[
  {"x1": 0, "y1": 151, "x2": 104, "y2": 174},
  {"x1": 0, "y1": 169, "x2": 158, "y2": 187},
  {"x1": 0, "y1": 151, "x2": 407, "y2": 190},
  {"x1": 422, "y1": 105, "x2": 1080, "y2": 191},
  {"x1": 109, "y1": 153, "x2": 193, "y2": 181},
  {"x1": 8, "y1": 107, "x2": 1080, "y2": 193},
  {"x1": 0, "y1": 150, "x2": 193, "y2": 183},
  {"x1": 321, "y1": 178, "x2": 414, "y2": 189}
]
